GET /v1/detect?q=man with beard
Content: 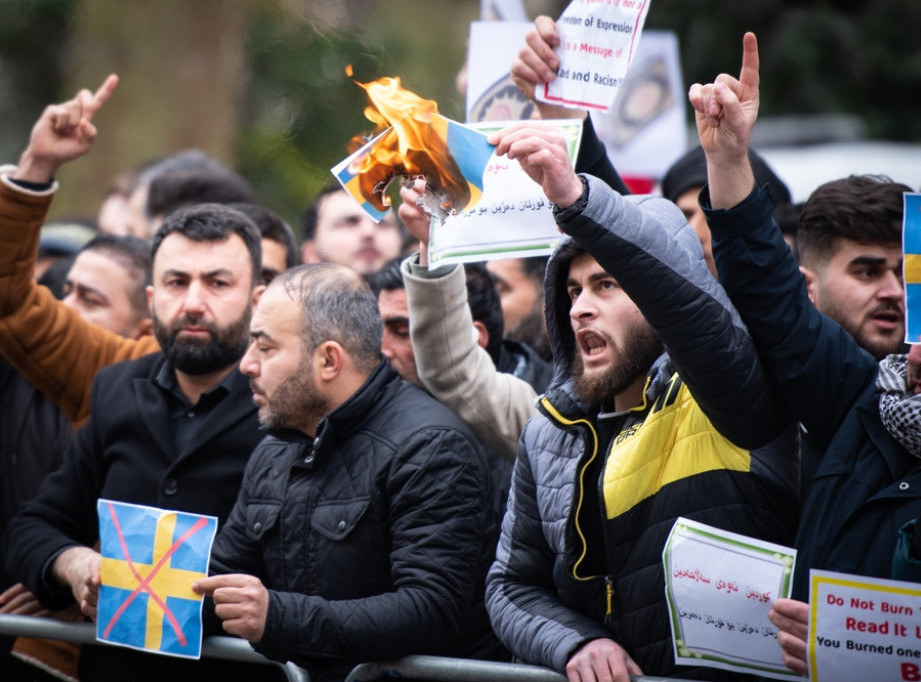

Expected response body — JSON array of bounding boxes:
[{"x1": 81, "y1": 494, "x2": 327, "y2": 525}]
[
  {"x1": 482, "y1": 122, "x2": 799, "y2": 681},
  {"x1": 192, "y1": 264, "x2": 504, "y2": 682},
  {"x1": 4, "y1": 198, "x2": 271, "y2": 681}
]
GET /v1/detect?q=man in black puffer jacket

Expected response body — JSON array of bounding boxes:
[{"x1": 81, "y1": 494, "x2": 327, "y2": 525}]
[{"x1": 194, "y1": 263, "x2": 505, "y2": 682}]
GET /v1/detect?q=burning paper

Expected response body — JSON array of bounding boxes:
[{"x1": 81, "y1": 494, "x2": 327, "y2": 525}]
[{"x1": 331, "y1": 70, "x2": 495, "y2": 222}]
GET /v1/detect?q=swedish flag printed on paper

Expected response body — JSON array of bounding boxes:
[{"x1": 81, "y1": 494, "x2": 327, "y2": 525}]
[
  {"x1": 96, "y1": 499, "x2": 218, "y2": 659},
  {"x1": 903, "y1": 193, "x2": 921, "y2": 342}
]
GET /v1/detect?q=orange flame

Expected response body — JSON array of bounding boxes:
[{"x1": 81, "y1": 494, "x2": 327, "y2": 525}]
[{"x1": 347, "y1": 71, "x2": 470, "y2": 214}]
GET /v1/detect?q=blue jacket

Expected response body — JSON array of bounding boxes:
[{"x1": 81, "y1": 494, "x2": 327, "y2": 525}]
[{"x1": 707, "y1": 185, "x2": 921, "y2": 598}]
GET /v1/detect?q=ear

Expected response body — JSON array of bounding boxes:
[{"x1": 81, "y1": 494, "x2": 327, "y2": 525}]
[
  {"x1": 314, "y1": 341, "x2": 345, "y2": 381},
  {"x1": 472, "y1": 320, "x2": 489, "y2": 350},
  {"x1": 300, "y1": 240, "x2": 320, "y2": 265},
  {"x1": 252, "y1": 284, "x2": 266, "y2": 308},
  {"x1": 132, "y1": 317, "x2": 154, "y2": 340},
  {"x1": 799, "y1": 266, "x2": 818, "y2": 305},
  {"x1": 146, "y1": 284, "x2": 154, "y2": 314}
]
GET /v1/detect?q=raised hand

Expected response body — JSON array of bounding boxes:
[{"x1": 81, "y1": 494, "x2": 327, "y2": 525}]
[
  {"x1": 15, "y1": 73, "x2": 119, "y2": 184},
  {"x1": 688, "y1": 32, "x2": 760, "y2": 165},
  {"x1": 489, "y1": 122, "x2": 582, "y2": 209}
]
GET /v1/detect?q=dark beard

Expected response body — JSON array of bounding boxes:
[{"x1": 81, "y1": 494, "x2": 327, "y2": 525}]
[
  {"x1": 571, "y1": 322, "x2": 663, "y2": 404},
  {"x1": 507, "y1": 305, "x2": 552, "y2": 361},
  {"x1": 154, "y1": 303, "x2": 252, "y2": 375},
  {"x1": 252, "y1": 359, "x2": 329, "y2": 433}
]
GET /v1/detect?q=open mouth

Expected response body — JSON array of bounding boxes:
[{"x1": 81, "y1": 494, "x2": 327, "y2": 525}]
[
  {"x1": 870, "y1": 309, "x2": 903, "y2": 331},
  {"x1": 576, "y1": 329, "x2": 608, "y2": 357}
]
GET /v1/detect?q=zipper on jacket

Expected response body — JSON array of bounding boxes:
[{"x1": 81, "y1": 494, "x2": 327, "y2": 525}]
[
  {"x1": 603, "y1": 575, "x2": 615, "y2": 627},
  {"x1": 539, "y1": 396, "x2": 600, "y2": 584}
]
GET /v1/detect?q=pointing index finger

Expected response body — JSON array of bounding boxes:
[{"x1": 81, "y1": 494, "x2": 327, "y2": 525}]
[
  {"x1": 87, "y1": 74, "x2": 119, "y2": 117},
  {"x1": 739, "y1": 32, "x2": 759, "y2": 93}
]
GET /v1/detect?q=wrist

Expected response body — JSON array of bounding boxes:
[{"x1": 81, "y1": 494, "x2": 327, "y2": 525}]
[{"x1": 14, "y1": 149, "x2": 59, "y2": 184}]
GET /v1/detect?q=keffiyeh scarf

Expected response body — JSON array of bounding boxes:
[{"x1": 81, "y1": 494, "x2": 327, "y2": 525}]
[{"x1": 878, "y1": 353, "x2": 921, "y2": 458}]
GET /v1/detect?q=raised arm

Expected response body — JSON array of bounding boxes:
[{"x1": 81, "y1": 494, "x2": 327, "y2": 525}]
[
  {"x1": 0, "y1": 75, "x2": 159, "y2": 425},
  {"x1": 491, "y1": 122, "x2": 789, "y2": 448},
  {"x1": 398, "y1": 180, "x2": 538, "y2": 458},
  {"x1": 692, "y1": 34, "x2": 877, "y2": 444}
]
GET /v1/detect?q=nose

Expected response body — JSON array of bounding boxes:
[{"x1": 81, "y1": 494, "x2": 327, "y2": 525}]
[
  {"x1": 239, "y1": 341, "x2": 258, "y2": 376},
  {"x1": 62, "y1": 291, "x2": 78, "y2": 311},
  {"x1": 878, "y1": 269, "x2": 904, "y2": 301},
  {"x1": 182, "y1": 280, "x2": 206, "y2": 314},
  {"x1": 569, "y1": 290, "x2": 597, "y2": 322},
  {"x1": 381, "y1": 332, "x2": 395, "y2": 359}
]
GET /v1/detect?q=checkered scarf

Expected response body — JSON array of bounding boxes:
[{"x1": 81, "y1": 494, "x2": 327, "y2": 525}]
[{"x1": 878, "y1": 354, "x2": 921, "y2": 458}]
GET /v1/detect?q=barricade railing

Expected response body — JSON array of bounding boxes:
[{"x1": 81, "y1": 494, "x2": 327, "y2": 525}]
[
  {"x1": 0, "y1": 613, "x2": 309, "y2": 681},
  {"x1": 0, "y1": 614, "x2": 703, "y2": 682},
  {"x1": 343, "y1": 654, "x2": 696, "y2": 682}
]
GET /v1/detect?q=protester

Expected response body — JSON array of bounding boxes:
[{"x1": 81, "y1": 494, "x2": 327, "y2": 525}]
[
  {"x1": 795, "y1": 174, "x2": 908, "y2": 361},
  {"x1": 194, "y1": 264, "x2": 505, "y2": 682},
  {"x1": 482, "y1": 121, "x2": 798, "y2": 681},
  {"x1": 0, "y1": 82, "x2": 293, "y2": 427},
  {"x1": 5, "y1": 200, "x2": 269, "y2": 682},
  {"x1": 299, "y1": 183, "x2": 406, "y2": 276},
  {"x1": 0, "y1": 232, "x2": 153, "y2": 679},
  {"x1": 486, "y1": 256, "x2": 551, "y2": 361},
  {"x1": 688, "y1": 32, "x2": 921, "y2": 676}
]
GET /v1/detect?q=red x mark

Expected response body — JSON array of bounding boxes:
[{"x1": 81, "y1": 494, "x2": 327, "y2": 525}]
[{"x1": 101, "y1": 502, "x2": 209, "y2": 646}]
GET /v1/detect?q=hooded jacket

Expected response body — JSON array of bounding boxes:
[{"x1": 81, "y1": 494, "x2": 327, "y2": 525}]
[
  {"x1": 209, "y1": 361, "x2": 505, "y2": 682},
  {"x1": 485, "y1": 175, "x2": 799, "y2": 677}
]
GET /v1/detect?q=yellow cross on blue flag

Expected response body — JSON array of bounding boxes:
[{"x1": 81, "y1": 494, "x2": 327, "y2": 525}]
[
  {"x1": 903, "y1": 193, "x2": 921, "y2": 342},
  {"x1": 96, "y1": 499, "x2": 218, "y2": 659}
]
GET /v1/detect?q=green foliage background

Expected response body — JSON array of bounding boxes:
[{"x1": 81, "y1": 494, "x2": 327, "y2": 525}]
[{"x1": 1, "y1": 0, "x2": 919, "y2": 231}]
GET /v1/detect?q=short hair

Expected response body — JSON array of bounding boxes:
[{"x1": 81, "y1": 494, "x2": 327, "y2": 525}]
[
  {"x1": 465, "y1": 263, "x2": 504, "y2": 366},
  {"x1": 146, "y1": 167, "x2": 254, "y2": 221},
  {"x1": 151, "y1": 203, "x2": 262, "y2": 286},
  {"x1": 366, "y1": 257, "x2": 404, "y2": 296},
  {"x1": 275, "y1": 264, "x2": 382, "y2": 373},
  {"x1": 519, "y1": 255, "x2": 549, "y2": 284},
  {"x1": 795, "y1": 175, "x2": 911, "y2": 266},
  {"x1": 81, "y1": 233, "x2": 153, "y2": 318},
  {"x1": 300, "y1": 183, "x2": 346, "y2": 242},
  {"x1": 230, "y1": 202, "x2": 298, "y2": 269}
]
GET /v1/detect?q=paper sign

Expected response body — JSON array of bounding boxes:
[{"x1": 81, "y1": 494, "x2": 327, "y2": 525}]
[
  {"x1": 902, "y1": 193, "x2": 921, "y2": 342},
  {"x1": 426, "y1": 119, "x2": 582, "y2": 266},
  {"x1": 662, "y1": 517, "x2": 799, "y2": 680},
  {"x1": 466, "y1": 21, "x2": 535, "y2": 123},
  {"x1": 96, "y1": 499, "x2": 218, "y2": 659},
  {"x1": 808, "y1": 570, "x2": 921, "y2": 682},
  {"x1": 538, "y1": 0, "x2": 651, "y2": 111}
]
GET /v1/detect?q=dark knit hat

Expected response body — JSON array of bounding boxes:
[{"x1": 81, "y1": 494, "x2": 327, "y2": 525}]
[{"x1": 660, "y1": 145, "x2": 791, "y2": 205}]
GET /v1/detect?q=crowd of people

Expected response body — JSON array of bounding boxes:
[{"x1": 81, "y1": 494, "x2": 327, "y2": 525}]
[{"x1": 0, "y1": 14, "x2": 918, "y2": 682}]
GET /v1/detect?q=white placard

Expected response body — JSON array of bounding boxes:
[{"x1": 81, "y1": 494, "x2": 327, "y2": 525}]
[
  {"x1": 808, "y1": 570, "x2": 921, "y2": 682},
  {"x1": 537, "y1": 0, "x2": 651, "y2": 111},
  {"x1": 662, "y1": 517, "x2": 799, "y2": 680}
]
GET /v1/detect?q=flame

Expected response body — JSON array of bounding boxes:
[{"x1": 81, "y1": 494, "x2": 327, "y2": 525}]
[{"x1": 347, "y1": 71, "x2": 470, "y2": 214}]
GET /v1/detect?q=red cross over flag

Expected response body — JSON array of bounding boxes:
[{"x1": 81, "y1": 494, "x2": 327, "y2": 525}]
[{"x1": 96, "y1": 499, "x2": 218, "y2": 659}]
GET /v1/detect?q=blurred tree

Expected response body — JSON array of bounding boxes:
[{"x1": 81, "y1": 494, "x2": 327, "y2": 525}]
[{"x1": 55, "y1": 0, "x2": 249, "y2": 220}]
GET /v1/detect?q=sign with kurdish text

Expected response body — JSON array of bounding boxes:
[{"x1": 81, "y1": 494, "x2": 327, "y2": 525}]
[
  {"x1": 96, "y1": 499, "x2": 217, "y2": 659},
  {"x1": 662, "y1": 517, "x2": 799, "y2": 680},
  {"x1": 808, "y1": 570, "x2": 921, "y2": 682},
  {"x1": 427, "y1": 119, "x2": 582, "y2": 265}
]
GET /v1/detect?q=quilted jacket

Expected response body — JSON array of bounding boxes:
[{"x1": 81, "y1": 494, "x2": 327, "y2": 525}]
[
  {"x1": 485, "y1": 175, "x2": 799, "y2": 677},
  {"x1": 210, "y1": 361, "x2": 506, "y2": 681}
]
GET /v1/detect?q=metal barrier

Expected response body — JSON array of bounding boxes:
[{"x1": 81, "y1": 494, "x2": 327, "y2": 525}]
[
  {"x1": 0, "y1": 614, "x2": 701, "y2": 682},
  {"x1": 344, "y1": 655, "x2": 693, "y2": 682},
  {"x1": 0, "y1": 613, "x2": 309, "y2": 681}
]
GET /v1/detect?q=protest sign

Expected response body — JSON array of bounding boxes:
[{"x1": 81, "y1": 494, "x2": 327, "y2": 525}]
[
  {"x1": 537, "y1": 0, "x2": 651, "y2": 111},
  {"x1": 96, "y1": 499, "x2": 218, "y2": 659},
  {"x1": 662, "y1": 517, "x2": 800, "y2": 680},
  {"x1": 808, "y1": 570, "x2": 921, "y2": 682}
]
